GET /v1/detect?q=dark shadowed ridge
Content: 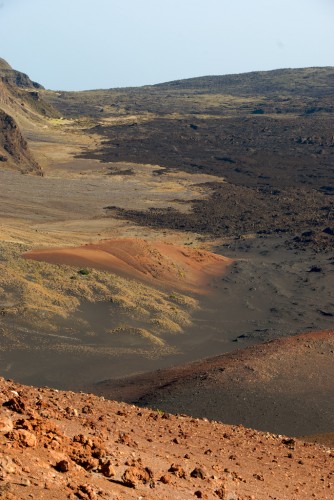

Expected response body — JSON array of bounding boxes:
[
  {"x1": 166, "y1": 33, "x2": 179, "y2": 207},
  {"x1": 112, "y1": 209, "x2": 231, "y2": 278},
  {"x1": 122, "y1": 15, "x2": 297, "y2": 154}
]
[
  {"x1": 0, "y1": 57, "x2": 43, "y2": 89},
  {"x1": 153, "y1": 67, "x2": 334, "y2": 97},
  {"x1": 0, "y1": 109, "x2": 42, "y2": 174}
]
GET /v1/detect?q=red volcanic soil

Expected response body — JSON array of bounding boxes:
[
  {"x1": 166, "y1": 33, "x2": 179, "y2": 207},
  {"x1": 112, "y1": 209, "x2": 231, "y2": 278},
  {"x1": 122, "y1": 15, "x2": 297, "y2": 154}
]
[
  {"x1": 23, "y1": 238, "x2": 233, "y2": 293},
  {"x1": 95, "y1": 329, "x2": 334, "y2": 438},
  {"x1": 0, "y1": 376, "x2": 333, "y2": 499}
]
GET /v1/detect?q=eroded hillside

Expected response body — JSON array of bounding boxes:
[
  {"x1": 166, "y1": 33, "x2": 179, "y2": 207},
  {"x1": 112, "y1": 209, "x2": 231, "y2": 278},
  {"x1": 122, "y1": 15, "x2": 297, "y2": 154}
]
[{"x1": 0, "y1": 58, "x2": 60, "y2": 174}]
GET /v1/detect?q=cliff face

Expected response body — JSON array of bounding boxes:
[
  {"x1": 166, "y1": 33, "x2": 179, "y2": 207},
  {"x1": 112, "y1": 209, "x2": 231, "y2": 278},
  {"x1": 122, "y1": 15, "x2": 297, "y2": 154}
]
[
  {"x1": 0, "y1": 57, "x2": 43, "y2": 89},
  {"x1": 0, "y1": 109, "x2": 42, "y2": 174},
  {"x1": 0, "y1": 58, "x2": 61, "y2": 174}
]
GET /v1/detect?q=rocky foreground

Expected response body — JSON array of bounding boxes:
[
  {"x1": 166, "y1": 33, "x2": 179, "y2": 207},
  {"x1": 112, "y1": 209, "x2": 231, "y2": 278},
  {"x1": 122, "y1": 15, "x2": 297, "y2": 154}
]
[{"x1": 0, "y1": 377, "x2": 333, "y2": 499}]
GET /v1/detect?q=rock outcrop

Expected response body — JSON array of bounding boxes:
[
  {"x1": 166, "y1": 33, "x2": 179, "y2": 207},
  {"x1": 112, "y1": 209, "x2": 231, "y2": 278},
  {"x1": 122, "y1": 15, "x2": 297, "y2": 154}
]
[
  {"x1": 0, "y1": 57, "x2": 61, "y2": 174},
  {"x1": 0, "y1": 57, "x2": 43, "y2": 89},
  {"x1": 0, "y1": 109, "x2": 42, "y2": 174}
]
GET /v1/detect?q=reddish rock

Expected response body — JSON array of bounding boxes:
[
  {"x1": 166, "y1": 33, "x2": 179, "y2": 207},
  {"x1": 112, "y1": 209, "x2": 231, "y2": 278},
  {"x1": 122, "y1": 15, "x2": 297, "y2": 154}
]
[
  {"x1": 282, "y1": 437, "x2": 296, "y2": 449},
  {"x1": 215, "y1": 484, "x2": 228, "y2": 499},
  {"x1": 3, "y1": 397, "x2": 26, "y2": 414},
  {"x1": 191, "y1": 467, "x2": 207, "y2": 479},
  {"x1": 6, "y1": 429, "x2": 36, "y2": 447},
  {"x1": 0, "y1": 415, "x2": 14, "y2": 433},
  {"x1": 168, "y1": 463, "x2": 186, "y2": 478},
  {"x1": 100, "y1": 460, "x2": 115, "y2": 478},
  {"x1": 117, "y1": 431, "x2": 138, "y2": 447},
  {"x1": 78, "y1": 456, "x2": 99, "y2": 471},
  {"x1": 82, "y1": 405, "x2": 93, "y2": 414},
  {"x1": 121, "y1": 466, "x2": 152, "y2": 488},
  {"x1": 0, "y1": 456, "x2": 18, "y2": 480},
  {"x1": 55, "y1": 460, "x2": 71, "y2": 473},
  {"x1": 75, "y1": 483, "x2": 98, "y2": 500},
  {"x1": 160, "y1": 473, "x2": 173, "y2": 484},
  {"x1": 0, "y1": 482, "x2": 15, "y2": 499},
  {"x1": 194, "y1": 491, "x2": 208, "y2": 499}
]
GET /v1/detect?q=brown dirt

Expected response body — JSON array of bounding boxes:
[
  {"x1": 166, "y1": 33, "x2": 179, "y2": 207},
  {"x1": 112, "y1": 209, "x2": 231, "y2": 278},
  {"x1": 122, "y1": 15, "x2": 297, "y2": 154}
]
[
  {"x1": 23, "y1": 238, "x2": 233, "y2": 294},
  {"x1": 0, "y1": 376, "x2": 333, "y2": 500}
]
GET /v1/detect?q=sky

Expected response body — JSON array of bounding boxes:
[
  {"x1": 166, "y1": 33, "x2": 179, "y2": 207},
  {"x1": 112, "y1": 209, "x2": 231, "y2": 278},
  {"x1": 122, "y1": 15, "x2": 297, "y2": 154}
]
[{"x1": 0, "y1": 0, "x2": 333, "y2": 91}]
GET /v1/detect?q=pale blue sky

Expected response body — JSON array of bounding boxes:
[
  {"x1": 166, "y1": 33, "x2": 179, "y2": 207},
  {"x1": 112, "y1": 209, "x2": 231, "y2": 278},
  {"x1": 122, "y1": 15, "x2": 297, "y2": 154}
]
[{"x1": 0, "y1": 0, "x2": 333, "y2": 90}]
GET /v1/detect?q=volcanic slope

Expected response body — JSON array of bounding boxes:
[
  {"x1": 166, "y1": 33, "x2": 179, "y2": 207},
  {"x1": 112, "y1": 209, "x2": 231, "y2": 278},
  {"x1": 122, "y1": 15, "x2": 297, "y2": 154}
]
[
  {"x1": 95, "y1": 329, "x2": 334, "y2": 437},
  {"x1": 23, "y1": 238, "x2": 233, "y2": 294},
  {"x1": 44, "y1": 67, "x2": 334, "y2": 249}
]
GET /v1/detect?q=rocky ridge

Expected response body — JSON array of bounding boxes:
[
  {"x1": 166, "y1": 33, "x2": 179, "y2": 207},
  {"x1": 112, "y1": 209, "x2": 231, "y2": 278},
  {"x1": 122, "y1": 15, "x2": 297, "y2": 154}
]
[
  {"x1": 0, "y1": 58, "x2": 60, "y2": 174},
  {"x1": 0, "y1": 58, "x2": 43, "y2": 89},
  {"x1": 0, "y1": 377, "x2": 333, "y2": 499}
]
